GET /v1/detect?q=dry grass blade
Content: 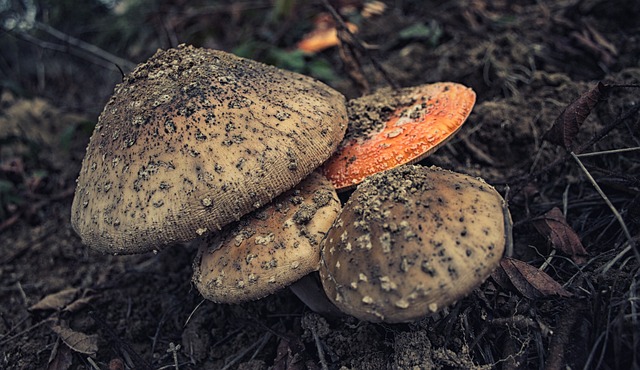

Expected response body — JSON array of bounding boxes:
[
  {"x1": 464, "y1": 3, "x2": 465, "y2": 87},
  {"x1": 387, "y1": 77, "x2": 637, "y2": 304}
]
[{"x1": 570, "y1": 152, "x2": 639, "y2": 264}]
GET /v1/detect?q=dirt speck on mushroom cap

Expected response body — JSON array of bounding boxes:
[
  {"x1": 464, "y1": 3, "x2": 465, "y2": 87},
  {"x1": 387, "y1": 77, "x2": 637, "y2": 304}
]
[
  {"x1": 71, "y1": 45, "x2": 347, "y2": 253},
  {"x1": 192, "y1": 172, "x2": 340, "y2": 303},
  {"x1": 320, "y1": 165, "x2": 509, "y2": 323}
]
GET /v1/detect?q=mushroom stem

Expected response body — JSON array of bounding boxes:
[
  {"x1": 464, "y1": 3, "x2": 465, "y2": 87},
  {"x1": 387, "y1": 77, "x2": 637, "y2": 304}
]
[{"x1": 289, "y1": 272, "x2": 344, "y2": 318}]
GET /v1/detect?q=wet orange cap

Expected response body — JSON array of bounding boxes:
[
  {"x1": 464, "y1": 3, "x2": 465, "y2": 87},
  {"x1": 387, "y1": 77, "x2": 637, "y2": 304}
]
[{"x1": 322, "y1": 82, "x2": 476, "y2": 190}]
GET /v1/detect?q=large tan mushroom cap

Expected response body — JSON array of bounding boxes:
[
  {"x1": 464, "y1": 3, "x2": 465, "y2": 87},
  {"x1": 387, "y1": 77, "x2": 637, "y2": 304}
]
[
  {"x1": 193, "y1": 172, "x2": 340, "y2": 303},
  {"x1": 71, "y1": 45, "x2": 347, "y2": 253},
  {"x1": 320, "y1": 165, "x2": 510, "y2": 323}
]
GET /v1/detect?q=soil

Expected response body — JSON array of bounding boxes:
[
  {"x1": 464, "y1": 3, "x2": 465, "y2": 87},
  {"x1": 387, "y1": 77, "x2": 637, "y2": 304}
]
[{"x1": 1, "y1": 0, "x2": 639, "y2": 369}]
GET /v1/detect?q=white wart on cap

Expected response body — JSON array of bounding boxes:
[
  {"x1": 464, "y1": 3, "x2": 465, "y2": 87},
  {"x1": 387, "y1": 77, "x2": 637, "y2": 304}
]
[
  {"x1": 71, "y1": 45, "x2": 347, "y2": 253},
  {"x1": 320, "y1": 165, "x2": 510, "y2": 323},
  {"x1": 192, "y1": 172, "x2": 340, "y2": 303}
]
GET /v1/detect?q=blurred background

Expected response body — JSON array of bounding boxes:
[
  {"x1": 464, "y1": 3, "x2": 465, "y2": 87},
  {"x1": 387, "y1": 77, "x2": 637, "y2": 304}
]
[{"x1": 0, "y1": 0, "x2": 391, "y2": 117}]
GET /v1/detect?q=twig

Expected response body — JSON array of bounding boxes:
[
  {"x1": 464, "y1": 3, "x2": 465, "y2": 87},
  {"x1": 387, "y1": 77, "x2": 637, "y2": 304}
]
[
  {"x1": 250, "y1": 333, "x2": 271, "y2": 361},
  {"x1": 16, "y1": 281, "x2": 28, "y2": 307},
  {"x1": 2, "y1": 21, "x2": 136, "y2": 72},
  {"x1": 544, "y1": 302, "x2": 580, "y2": 370},
  {"x1": 310, "y1": 324, "x2": 329, "y2": 370},
  {"x1": 631, "y1": 273, "x2": 639, "y2": 367},
  {"x1": 320, "y1": 0, "x2": 399, "y2": 90},
  {"x1": 86, "y1": 357, "x2": 101, "y2": 370},
  {"x1": 600, "y1": 242, "x2": 635, "y2": 274},
  {"x1": 33, "y1": 21, "x2": 136, "y2": 71},
  {"x1": 220, "y1": 332, "x2": 271, "y2": 370},
  {"x1": 0, "y1": 318, "x2": 51, "y2": 347},
  {"x1": 90, "y1": 311, "x2": 153, "y2": 370},
  {"x1": 150, "y1": 311, "x2": 168, "y2": 356},
  {"x1": 576, "y1": 146, "x2": 640, "y2": 157},
  {"x1": 0, "y1": 212, "x2": 22, "y2": 233},
  {"x1": 570, "y1": 152, "x2": 639, "y2": 263}
]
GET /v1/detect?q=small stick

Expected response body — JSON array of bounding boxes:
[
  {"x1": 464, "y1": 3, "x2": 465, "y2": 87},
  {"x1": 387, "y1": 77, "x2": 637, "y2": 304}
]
[
  {"x1": 320, "y1": 0, "x2": 399, "y2": 90},
  {"x1": 310, "y1": 324, "x2": 329, "y2": 370},
  {"x1": 86, "y1": 356, "x2": 101, "y2": 370},
  {"x1": 90, "y1": 311, "x2": 153, "y2": 370},
  {"x1": 220, "y1": 332, "x2": 270, "y2": 370}
]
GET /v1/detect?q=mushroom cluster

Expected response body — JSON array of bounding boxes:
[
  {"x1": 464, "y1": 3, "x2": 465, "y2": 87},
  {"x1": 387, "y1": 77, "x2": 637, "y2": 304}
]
[{"x1": 71, "y1": 44, "x2": 511, "y2": 323}]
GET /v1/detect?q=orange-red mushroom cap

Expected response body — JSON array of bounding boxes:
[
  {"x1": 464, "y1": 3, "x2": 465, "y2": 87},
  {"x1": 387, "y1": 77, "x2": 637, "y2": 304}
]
[{"x1": 322, "y1": 82, "x2": 475, "y2": 190}]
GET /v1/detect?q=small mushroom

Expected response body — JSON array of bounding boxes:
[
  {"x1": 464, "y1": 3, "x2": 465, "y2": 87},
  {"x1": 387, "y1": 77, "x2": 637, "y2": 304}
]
[
  {"x1": 322, "y1": 83, "x2": 475, "y2": 190},
  {"x1": 320, "y1": 164, "x2": 511, "y2": 323},
  {"x1": 192, "y1": 172, "x2": 341, "y2": 311},
  {"x1": 71, "y1": 45, "x2": 347, "y2": 253}
]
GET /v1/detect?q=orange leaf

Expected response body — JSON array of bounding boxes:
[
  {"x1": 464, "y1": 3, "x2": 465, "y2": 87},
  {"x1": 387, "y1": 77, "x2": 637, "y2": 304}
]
[{"x1": 297, "y1": 13, "x2": 358, "y2": 53}]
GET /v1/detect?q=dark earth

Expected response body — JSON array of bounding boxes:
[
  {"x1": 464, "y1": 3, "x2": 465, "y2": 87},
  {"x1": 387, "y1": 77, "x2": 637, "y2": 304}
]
[{"x1": 1, "y1": 0, "x2": 639, "y2": 369}]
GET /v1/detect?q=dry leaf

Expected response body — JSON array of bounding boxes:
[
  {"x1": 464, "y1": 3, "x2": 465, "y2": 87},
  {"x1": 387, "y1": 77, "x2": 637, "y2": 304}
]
[
  {"x1": 272, "y1": 334, "x2": 306, "y2": 370},
  {"x1": 297, "y1": 13, "x2": 358, "y2": 53},
  {"x1": 49, "y1": 323, "x2": 98, "y2": 356},
  {"x1": 63, "y1": 294, "x2": 97, "y2": 313},
  {"x1": 492, "y1": 257, "x2": 572, "y2": 299},
  {"x1": 533, "y1": 207, "x2": 588, "y2": 264},
  {"x1": 29, "y1": 288, "x2": 96, "y2": 313},
  {"x1": 29, "y1": 288, "x2": 80, "y2": 312},
  {"x1": 543, "y1": 82, "x2": 605, "y2": 150}
]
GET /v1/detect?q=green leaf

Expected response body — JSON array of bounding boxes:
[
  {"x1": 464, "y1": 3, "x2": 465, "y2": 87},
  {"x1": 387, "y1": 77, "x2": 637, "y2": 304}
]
[{"x1": 399, "y1": 21, "x2": 443, "y2": 45}]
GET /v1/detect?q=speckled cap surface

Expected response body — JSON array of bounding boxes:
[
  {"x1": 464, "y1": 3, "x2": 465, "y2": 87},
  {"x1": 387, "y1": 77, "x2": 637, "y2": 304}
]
[
  {"x1": 71, "y1": 45, "x2": 347, "y2": 253},
  {"x1": 192, "y1": 172, "x2": 340, "y2": 303},
  {"x1": 320, "y1": 165, "x2": 510, "y2": 323}
]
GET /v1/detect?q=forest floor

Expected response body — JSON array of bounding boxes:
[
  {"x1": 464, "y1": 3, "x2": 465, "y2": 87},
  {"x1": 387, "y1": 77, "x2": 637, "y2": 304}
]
[{"x1": 1, "y1": 0, "x2": 639, "y2": 369}]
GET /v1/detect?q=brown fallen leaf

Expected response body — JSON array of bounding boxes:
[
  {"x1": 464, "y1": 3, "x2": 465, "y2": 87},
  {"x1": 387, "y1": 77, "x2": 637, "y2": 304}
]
[
  {"x1": 272, "y1": 334, "x2": 306, "y2": 370},
  {"x1": 492, "y1": 257, "x2": 572, "y2": 300},
  {"x1": 533, "y1": 207, "x2": 588, "y2": 264},
  {"x1": 29, "y1": 288, "x2": 96, "y2": 313},
  {"x1": 49, "y1": 322, "x2": 98, "y2": 356},
  {"x1": 63, "y1": 294, "x2": 97, "y2": 313},
  {"x1": 29, "y1": 288, "x2": 80, "y2": 312},
  {"x1": 543, "y1": 82, "x2": 606, "y2": 150}
]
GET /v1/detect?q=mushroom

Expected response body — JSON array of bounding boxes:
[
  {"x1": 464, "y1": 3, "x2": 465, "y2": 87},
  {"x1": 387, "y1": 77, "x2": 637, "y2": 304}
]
[
  {"x1": 320, "y1": 164, "x2": 511, "y2": 323},
  {"x1": 71, "y1": 44, "x2": 347, "y2": 253},
  {"x1": 322, "y1": 83, "x2": 475, "y2": 190},
  {"x1": 192, "y1": 171, "x2": 341, "y2": 314}
]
